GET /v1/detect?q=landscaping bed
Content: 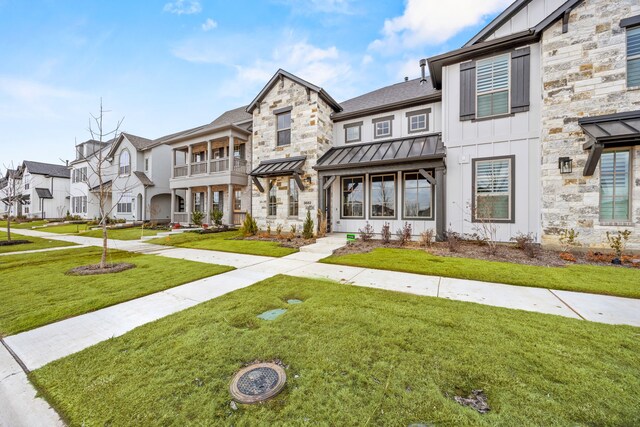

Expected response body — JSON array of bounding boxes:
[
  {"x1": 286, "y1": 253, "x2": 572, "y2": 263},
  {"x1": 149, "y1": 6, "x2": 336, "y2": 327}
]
[
  {"x1": 30, "y1": 275, "x2": 640, "y2": 426},
  {"x1": 0, "y1": 247, "x2": 233, "y2": 335}
]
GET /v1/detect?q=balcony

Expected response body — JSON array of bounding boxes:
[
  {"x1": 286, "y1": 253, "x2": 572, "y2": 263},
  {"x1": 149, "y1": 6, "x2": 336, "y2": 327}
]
[{"x1": 190, "y1": 161, "x2": 208, "y2": 175}]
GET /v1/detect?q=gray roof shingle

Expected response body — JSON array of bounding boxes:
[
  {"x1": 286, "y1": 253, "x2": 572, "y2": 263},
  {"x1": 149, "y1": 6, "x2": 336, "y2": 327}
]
[
  {"x1": 133, "y1": 171, "x2": 155, "y2": 187},
  {"x1": 333, "y1": 77, "x2": 440, "y2": 121},
  {"x1": 121, "y1": 133, "x2": 156, "y2": 151},
  {"x1": 211, "y1": 105, "x2": 252, "y2": 127},
  {"x1": 23, "y1": 161, "x2": 70, "y2": 179}
]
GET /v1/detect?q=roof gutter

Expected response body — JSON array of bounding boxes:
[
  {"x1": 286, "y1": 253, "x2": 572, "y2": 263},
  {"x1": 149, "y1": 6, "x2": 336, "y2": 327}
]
[
  {"x1": 331, "y1": 93, "x2": 442, "y2": 122},
  {"x1": 161, "y1": 124, "x2": 251, "y2": 145}
]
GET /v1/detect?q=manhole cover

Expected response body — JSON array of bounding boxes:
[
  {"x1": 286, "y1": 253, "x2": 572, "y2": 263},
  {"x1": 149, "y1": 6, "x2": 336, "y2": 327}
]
[{"x1": 230, "y1": 363, "x2": 287, "y2": 404}]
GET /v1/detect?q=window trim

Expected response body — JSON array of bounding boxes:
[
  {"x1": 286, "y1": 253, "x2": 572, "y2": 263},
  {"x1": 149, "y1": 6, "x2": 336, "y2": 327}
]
[
  {"x1": 599, "y1": 149, "x2": 632, "y2": 224},
  {"x1": 119, "y1": 149, "x2": 131, "y2": 176},
  {"x1": 625, "y1": 25, "x2": 640, "y2": 89},
  {"x1": 117, "y1": 192, "x2": 133, "y2": 214},
  {"x1": 406, "y1": 109, "x2": 431, "y2": 134},
  {"x1": 267, "y1": 179, "x2": 277, "y2": 217},
  {"x1": 276, "y1": 110, "x2": 292, "y2": 147},
  {"x1": 471, "y1": 155, "x2": 515, "y2": 224},
  {"x1": 369, "y1": 173, "x2": 397, "y2": 219},
  {"x1": 340, "y1": 175, "x2": 365, "y2": 219},
  {"x1": 402, "y1": 171, "x2": 435, "y2": 220},
  {"x1": 288, "y1": 177, "x2": 299, "y2": 218},
  {"x1": 372, "y1": 115, "x2": 394, "y2": 139},
  {"x1": 476, "y1": 53, "x2": 511, "y2": 119},
  {"x1": 344, "y1": 121, "x2": 363, "y2": 143}
]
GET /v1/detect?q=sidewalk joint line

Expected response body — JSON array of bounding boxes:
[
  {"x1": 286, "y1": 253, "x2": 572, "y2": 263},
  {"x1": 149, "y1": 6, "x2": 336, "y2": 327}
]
[
  {"x1": 548, "y1": 289, "x2": 585, "y2": 320},
  {"x1": 1, "y1": 338, "x2": 30, "y2": 374},
  {"x1": 437, "y1": 277, "x2": 441, "y2": 298}
]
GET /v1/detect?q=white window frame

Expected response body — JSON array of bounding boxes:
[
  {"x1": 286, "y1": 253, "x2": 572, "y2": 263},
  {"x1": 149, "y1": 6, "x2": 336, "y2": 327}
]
[
  {"x1": 373, "y1": 119, "x2": 392, "y2": 139},
  {"x1": 599, "y1": 150, "x2": 632, "y2": 223},
  {"x1": 476, "y1": 54, "x2": 511, "y2": 118},
  {"x1": 119, "y1": 150, "x2": 131, "y2": 176},
  {"x1": 344, "y1": 122, "x2": 362, "y2": 143},
  {"x1": 117, "y1": 192, "x2": 132, "y2": 213},
  {"x1": 276, "y1": 112, "x2": 291, "y2": 147},
  {"x1": 472, "y1": 156, "x2": 514, "y2": 223}
]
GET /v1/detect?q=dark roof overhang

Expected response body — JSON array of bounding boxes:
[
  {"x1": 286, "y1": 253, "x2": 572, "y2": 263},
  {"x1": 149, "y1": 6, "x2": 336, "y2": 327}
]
[
  {"x1": 331, "y1": 93, "x2": 442, "y2": 122},
  {"x1": 161, "y1": 123, "x2": 251, "y2": 145},
  {"x1": 90, "y1": 180, "x2": 112, "y2": 192},
  {"x1": 250, "y1": 156, "x2": 306, "y2": 177},
  {"x1": 314, "y1": 134, "x2": 445, "y2": 172},
  {"x1": 579, "y1": 110, "x2": 640, "y2": 176},
  {"x1": 35, "y1": 188, "x2": 53, "y2": 199}
]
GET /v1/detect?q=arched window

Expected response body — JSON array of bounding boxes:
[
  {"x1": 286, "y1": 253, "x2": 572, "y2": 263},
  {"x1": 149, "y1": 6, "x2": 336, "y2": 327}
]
[{"x1": 119, "y1": 150, "x2": 131, "y2": 176}]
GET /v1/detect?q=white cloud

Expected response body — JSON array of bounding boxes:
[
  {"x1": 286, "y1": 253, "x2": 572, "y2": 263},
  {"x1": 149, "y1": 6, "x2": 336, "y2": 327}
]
[
  {"x1": 201, "y1": 18, "x2": 217, "y2": 31},
  {"x1": 370, "y1": 0, "x2": 512, "y2": 51},
  {"x1": 163, "y1": 0, "x2": 202, "y2": 15}
]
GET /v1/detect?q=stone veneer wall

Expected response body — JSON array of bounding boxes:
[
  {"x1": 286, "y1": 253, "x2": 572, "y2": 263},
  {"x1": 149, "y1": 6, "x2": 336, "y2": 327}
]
[
  {"x1": 251, "y1": 77, "x2": 334, "y2": 230},
  {"x1": 541, "y1": 0, "x2": 640, "y2": 249}
]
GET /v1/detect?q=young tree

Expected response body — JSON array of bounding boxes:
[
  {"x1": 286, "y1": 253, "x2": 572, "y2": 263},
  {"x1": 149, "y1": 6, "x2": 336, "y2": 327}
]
[{"x1": 1, "y1": 163, "x2": 20, "y2": 242}]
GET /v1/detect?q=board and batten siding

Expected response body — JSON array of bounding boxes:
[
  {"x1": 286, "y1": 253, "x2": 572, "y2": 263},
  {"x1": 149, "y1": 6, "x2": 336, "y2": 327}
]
[
  {"x1": 483, "y1": 0, "x2": 567, "y2": 42},
  {"x1": 441, "y1": 42, "x2": 542, "y2": 242}
]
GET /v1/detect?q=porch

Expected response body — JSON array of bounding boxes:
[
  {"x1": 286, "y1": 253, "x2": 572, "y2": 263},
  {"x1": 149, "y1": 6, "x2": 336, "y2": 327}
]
[{"x1": 171, "y1": 184, "x2": 249, "y2": 227}]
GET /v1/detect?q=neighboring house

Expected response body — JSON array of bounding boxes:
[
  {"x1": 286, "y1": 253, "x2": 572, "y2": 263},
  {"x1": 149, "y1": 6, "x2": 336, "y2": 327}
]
[
  {"x1": 426, "y1": 0, "x2": 639, "y2": 248},
  {"x1": 14, "y1": 161, "x2": 70, "y2": 219},
  {"x1": 68, "y1": 139, "x2": 113, "y2": 220},
  {"x1": 164, "y1": 106, "x2": 253, "y2": 226},
  {"x1": 106, "y1": 133, "x2": 172, "y2": 223},
  {"x1": 0, "y1": 169, "x2": 22, "y2": 217}
]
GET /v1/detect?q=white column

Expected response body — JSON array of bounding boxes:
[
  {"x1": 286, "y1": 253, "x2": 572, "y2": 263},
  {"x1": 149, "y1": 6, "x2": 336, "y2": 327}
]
[
  {"x1": 228, "y1": 136, "x2": 234, "y2": 171},
  {"x1": 206, "y1": 186, "x2": 212, "y2": 225},
  {"x1": 170, "y1": 189, "x2": 176, "y2": 223},
  {"x1": 186, "y1": 187, "x2": 192, "y2": 224},
  {"x1": 187, "y1": 145, "x2": 193, "y2": 176},
  {"x1": 227, "y1": 184, "x2": 234, "y2": 225},
  {"x1": 171, "y1": 150, "x2": 175, "y2": 178},
  {"x1": 207, "y1": 140, "x2": 212, "y2": 174}
]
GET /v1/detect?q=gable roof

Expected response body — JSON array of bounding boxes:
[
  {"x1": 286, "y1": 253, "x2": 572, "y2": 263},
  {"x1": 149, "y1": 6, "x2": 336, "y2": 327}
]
[
  {"x1": 22, "y1": 161, "x2": 70, "y2": 179},
  {"x1": 246, "y1": 69, "x2": 342, "y2": 114},
  {"x1": 133, "y1": 171, "x2": 155, "y2": 187},
  {"x1": 426, "y1": 0, "x2": 584, "y2": 89},
  {"x1": 107, "y1": 132, "x2": 158, "y2": 158},
  {"x1": 211, "y1": 105, "x2": 252, "y2": 127},
  {"x1": 332, "y1": 77, "x2": 441, "y2": 122}
]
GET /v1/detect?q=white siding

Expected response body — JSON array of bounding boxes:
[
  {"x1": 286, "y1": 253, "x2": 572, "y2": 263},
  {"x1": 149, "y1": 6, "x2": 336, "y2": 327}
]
[{"x1": 486, "y1": 0, "x2": 567, "y2": 40}]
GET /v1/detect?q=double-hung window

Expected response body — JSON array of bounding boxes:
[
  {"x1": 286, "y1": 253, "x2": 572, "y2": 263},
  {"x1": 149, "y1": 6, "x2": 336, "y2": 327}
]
[
  {"x1": 370, "y1": 174, "x2": 395, "y2": 218},
  {"x1": 288, "y1": 178, "x2": 299, "y2": 217},
  {"x1": 476, "y1": 54, "x2": 510, "y2": 118},
  {"x1": 117, "y1": 192, "x2": 132, "y2": 213},
  {"x1": 119, "y1": 150, "x2": 131, "y2": 176},
  {"x1": 277, "y1": 111, "x2": 291, "y2": 146},
  {"x1": 473, "y1": 156, "x2": 514, "y2": 222},
  {"x1": 342, "y1": 176, "x2": 364, "y2": 218},
  {"x1": 373, "y1": 116, "x2": 393, "y2": 139},
  {"x1": 212, "y1": 191, "x2": 223, "y2": 213},
  {"x1": 407, "y1": 109, "x2": 430, "y2": 133},
  {"x1": 600, "y1": 151, "x2": 631, "y2": 222},
  {"x1": 403, "y1": 172, "x2": 433, "y2": 219},
  {"x1": 268, "y1": 179, "x2": 277, "y2": 216},
  {"x1": 627, "y1": 26, "x2": 640, "y2": 87}
]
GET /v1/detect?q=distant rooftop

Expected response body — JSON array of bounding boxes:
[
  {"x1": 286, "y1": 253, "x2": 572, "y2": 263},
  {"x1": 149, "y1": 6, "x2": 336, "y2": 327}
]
[{"x1": 22, "y1": 161, "x2": 70, "y2": 179}]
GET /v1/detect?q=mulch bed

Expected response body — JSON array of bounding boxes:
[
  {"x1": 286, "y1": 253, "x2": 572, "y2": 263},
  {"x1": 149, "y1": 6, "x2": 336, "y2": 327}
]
[
  {"x1": 243, "y1": 234, "x2": 316, "y2": 249},
  {"x1": 0, "y1": 240, "x2": 32, "y2": 247},
  {"x1": 66, "y1": 263, "x2": 135, "y2": 276},
  {"x1": 332, "y1": 239, "x2": 640, "y2": 269}
]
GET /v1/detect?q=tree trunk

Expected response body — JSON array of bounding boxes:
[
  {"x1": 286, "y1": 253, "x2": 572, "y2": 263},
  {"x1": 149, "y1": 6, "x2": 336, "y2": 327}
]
[
  {"x1": 6, "y1": 214, "x2": 11, "y2": 242},
  {"x1": 100, "y1": 221, "x2": 107, "y2": 268}
]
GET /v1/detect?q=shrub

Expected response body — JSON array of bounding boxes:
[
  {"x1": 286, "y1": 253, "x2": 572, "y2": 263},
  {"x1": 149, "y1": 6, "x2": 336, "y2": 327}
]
[
  {"x1": 275, "y1": 223, "x2": 283, "y2": 238},
  {"x1": 240, "y1": 213, "x2": 258, "y2": 236},
  {"x1": 359, "y1": 222, "x2": 374, "y2": 241},
  {"x1": 511, "y1": 232, "x2": 534, "y2": 250},
  {"x1": 290, "y1": 224, "x2": 297, "y2": 238},
  {"x1": 212, "y1": 209, "x2": 223, "y2": 228},
  {"x1": 266, "y1": 223, "x2": 272, "y2": 236},
  {"x1": 395, "y1": 222, "x2": 412, "y2": 246},
  {"x1": 302, "y1": 210, "x2": 314, "y2": 239},
  {"x1": 191, "y1": 210, "x2": 204, "y2": 226},
  {"x1": 445, "y1": 228, "x2": 460, "y2": 253},
  {"x1": 381, "y1": 222, "x2": 391, "y2": 244},
  {"x1": 559, "y1": 252, "x2": 577, "y2": 262},
  {"x1": 606, "y1": 230, "x2": 632, "y2": 260},
  {"x1": 559, "y1": 228, "x2": 580, "y2": 253},
  {"x1": 420, "y1": 229, "x2": 435, "y2": 248}
]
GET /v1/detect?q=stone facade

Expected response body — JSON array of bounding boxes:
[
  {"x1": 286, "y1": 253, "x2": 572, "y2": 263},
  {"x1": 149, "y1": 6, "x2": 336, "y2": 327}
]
[
  {"x1": 540, "y1": 0, "x2": 640, "y2": 249},
  {"x1": 251, "y1": 76, "x2": 334, "y2": 230}
]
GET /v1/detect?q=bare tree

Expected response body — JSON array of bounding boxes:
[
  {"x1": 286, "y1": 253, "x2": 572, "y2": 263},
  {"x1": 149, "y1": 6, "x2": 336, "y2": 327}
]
[{"x1": 1, "y1": 162, "x2": 21, "y2": 242}]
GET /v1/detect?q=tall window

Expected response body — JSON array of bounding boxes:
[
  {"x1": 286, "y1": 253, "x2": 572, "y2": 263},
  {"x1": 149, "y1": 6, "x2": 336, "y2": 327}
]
[
  {"x1": 373, "y1": 117, "x2": 392, "y2": 139},
  {"x1": 342, "y1": 176, "x2": 364, "y2": 218},
  {"x1": 277, "y1": 112, "x2": 291, "y2": 146},
  {"x1": 212, "y1": 191, "x2": 223, "y2": 213},
  {"x1": 627, "y1": 26, "x2": 640, "y2": 87},
  {"x1": 268, "y1": 179, "x2": 277, "y2": 216},
  {"x1": 404, "y1": 172, "x2": 433, "y2": 219},
  {"x1": 144, "y1": 158, "x2": 149, "y2": 172},
  {"x1": 288, "y1": 178, "x2": 299, "y2": 217},
  {"x1": 234, "y1": 190, "x2": 242, "y2": 211},
  {"x1": 344, "y1": 122, "x2": 362, "y2": 143},
  {"x1": 72, "y1": 196, "x2": 87, "y2": 214},
  {"x1": 193, "y1": 192, "x2": 205, "y2": 212},
  {"x1": 72, "y1": 167, "x2": 87, "y2": 183},
  {"x1": 477, "y1": 54, "x2": 510, "y2": 118},
  {"x1": 119, "y1": 150, "x2": 131, "y2": 176},
  {"x1": 370, "y1": 174, "x2": 395, "y2": 218},
  {"x1": 117, "y1": 192, "x2": 132, "y2": 213},
  {"x1": 473, "y1": 156, "x2": 514, "y2": 222},
  {"x1": 600, "y1": 151, "x2": 631, "y2": 221}
]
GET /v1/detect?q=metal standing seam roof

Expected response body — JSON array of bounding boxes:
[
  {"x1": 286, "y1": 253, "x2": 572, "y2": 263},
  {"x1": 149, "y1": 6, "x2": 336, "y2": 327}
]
[
  {"x1": 35, "y1": 188, "x2": 53, "y2": 199},
  {"x1": 314, "y1": 135, "x2": 444, "y2": 171},
  {"x1": 250, "y1": 156, "x2": 307, "y2": 177},
  {"x1": 579, "y1": 110, "x2": 640, "y2": 144}
]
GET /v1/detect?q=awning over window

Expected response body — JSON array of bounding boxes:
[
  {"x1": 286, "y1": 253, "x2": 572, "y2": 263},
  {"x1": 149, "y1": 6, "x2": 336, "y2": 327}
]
[
  {"x1": 35, "y1": 188, "x2": 53, "y2": 199},
  {"x1": 250, "y1": 156, "x2": 306, "y2": 177},
  {"x1": 314, "y1": 134, "x2": 444, "y2": 172},
  {"x1": 90, "y1": 180, "x2": 112, "y2": 193},
  {"x1": 580, "y1": 110, "x2": 640, "y2": 176}
]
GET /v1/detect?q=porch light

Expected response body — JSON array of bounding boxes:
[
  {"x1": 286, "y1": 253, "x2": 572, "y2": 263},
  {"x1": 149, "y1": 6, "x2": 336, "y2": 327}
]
[{"x1": 558, "y1": 157, "x2": 572, "y2": 174}]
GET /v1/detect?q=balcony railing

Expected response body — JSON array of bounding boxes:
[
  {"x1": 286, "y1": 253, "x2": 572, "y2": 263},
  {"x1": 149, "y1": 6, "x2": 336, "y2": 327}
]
[
  {"x1": 210, "y1": 158, "x2": 230, "y2": 173},
  {"x1": 190, "y1": 161, "x2": 207, "y2": 175},
  {"x1": 233, "y1": 158, "x2": 249, "y2": 173},
  {"x1": 174, "y1": 165, "x2": 188, "y2": 178},
  {"x1": 233, "y1": 211, "x2": 247, "y2": 226},
  {"x1": 174, "y1": 212, "x2": 189, "y2": 223}
]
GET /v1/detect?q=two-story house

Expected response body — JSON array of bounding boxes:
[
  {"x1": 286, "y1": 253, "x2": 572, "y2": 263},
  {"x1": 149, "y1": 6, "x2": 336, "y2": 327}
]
[
  {"x1": 106, "y1": 133, "x2": 173, "y2": 223},
  {"x1": 68, "y1": 139, "x2": 113, "y2": 220},
  {"x1": 164, "y1": 106, "x2": 253, "y2": 226},
  {"x1": 15, "y1": 161, "x2": 70, "y2": 219},
  {"x1": 0, "y1": 169, "x2": 22, "y2": 217}
]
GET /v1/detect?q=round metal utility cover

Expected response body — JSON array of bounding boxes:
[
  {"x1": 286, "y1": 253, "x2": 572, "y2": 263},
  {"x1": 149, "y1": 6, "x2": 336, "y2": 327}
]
[{"x1": 230, "y1": 363, "x2": 287, "y2": 404}]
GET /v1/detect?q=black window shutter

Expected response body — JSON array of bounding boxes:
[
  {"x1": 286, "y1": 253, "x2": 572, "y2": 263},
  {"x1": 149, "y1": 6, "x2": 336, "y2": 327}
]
[
  {"x1": 459, "y1": 61, "x2": 476, "y2": 121},
  {"x1": 511, "y1": 47, "x2": 530, "y2": 113}
]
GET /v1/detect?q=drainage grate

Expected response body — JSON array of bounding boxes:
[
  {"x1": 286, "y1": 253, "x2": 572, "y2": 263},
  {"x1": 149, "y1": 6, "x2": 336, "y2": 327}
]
[{"x1": 230, "y1": 362, "x2": 287, "y2": 404}]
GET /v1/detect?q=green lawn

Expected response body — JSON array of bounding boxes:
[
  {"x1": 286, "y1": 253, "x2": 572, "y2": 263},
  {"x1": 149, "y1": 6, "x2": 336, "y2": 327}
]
[
  {"x1": 0, "y1": 247, "x2": 233, "y2": 335},
  {"x1": 148, "y1": 230, "x2": 298, "y2": 257},
  {"x1": 322, "y1": 248, "x2": 640, "y2": 299},
  {"x1": 81, "y1": 227, "x2": 165, "y2": 240},
  {"x1": 36, "y1": 223, "x2": 92, "y2": 234},
  {"x1": 0, "y1": 220, "x2": 49, "y2": 229},
  {"x1": 31, "y1": 275, "x2": 640, "y2": 426},
  {"x1": 0, "y1": 231, "x2": 76, "y2": 254}
]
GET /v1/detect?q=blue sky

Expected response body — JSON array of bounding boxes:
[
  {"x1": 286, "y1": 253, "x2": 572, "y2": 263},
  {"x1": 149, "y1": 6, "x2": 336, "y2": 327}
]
[{"x1": 0, "y1": 0, "x2": 512, "y2": 167}]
